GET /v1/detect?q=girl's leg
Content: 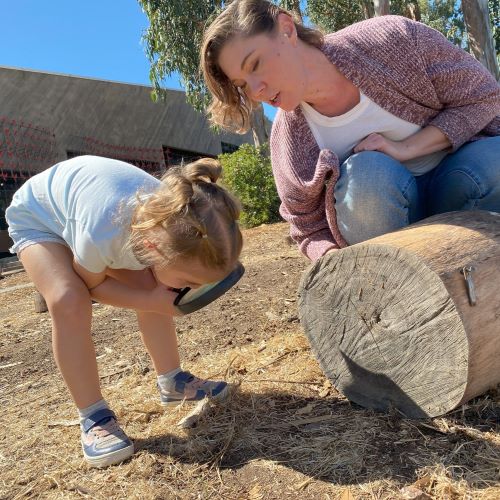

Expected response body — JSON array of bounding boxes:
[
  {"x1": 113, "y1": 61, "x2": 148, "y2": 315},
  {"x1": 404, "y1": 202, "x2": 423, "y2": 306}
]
[
  {"x1": 107, "y1": 267, "x2": 228, "y2": 405},
  {"x1": 21, "y1": 247, "x2": 133, "y2": 467},
  {"x1": 105, "y1": 268, "x2": 180, "y2": 373},
  {"x1": 19, "y1": 242, "x2": 100, "y2": 408},
  {"x1": 426, "y1": 136, "x2": 500, "y2": 215},
  {"x1": 136, "y1": 312, "x2": 180, "y2": 374},
  {"x1": 334, "y1": 151, "x2": 422, "y2": 245},
  {"x1": 135, "y1": 307, "x2": 226, "y2": 406}
]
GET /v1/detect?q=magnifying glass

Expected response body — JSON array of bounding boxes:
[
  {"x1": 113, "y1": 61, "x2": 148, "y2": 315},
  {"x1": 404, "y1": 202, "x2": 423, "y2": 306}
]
[{"x1": 173, "y1": 262, "x2": 245, "y2": 315}]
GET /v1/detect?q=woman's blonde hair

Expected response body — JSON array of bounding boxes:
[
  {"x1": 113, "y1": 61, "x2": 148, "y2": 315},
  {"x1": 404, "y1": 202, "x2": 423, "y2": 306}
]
[
  {"x1": 129, "y1": 158, "x2": 242, "y2": 271},
  {"x1": 201, "y1": 0, "x2": 323, "y2": 133}
]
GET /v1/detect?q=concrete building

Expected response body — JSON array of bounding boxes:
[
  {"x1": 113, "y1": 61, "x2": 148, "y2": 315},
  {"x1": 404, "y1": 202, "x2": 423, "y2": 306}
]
[{"x1": 0, "y1": 66, "x2": 252, "y2": 253}]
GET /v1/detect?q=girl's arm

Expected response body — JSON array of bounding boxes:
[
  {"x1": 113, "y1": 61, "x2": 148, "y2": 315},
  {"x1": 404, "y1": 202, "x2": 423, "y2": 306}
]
[
  {"x1": 90, "y1": 277, "x2": 178, "y2": 315},
  {"x1": 73, "y1": 261, "x2": 178, "y2": 315}
]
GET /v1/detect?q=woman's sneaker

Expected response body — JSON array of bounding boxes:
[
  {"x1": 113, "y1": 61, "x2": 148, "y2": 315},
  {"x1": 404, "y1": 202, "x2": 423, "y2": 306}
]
[
  {"x1": 80, "y1": 408, "x2": 134, "y2": 467},
  {"x1": 159, "y1": 370, "x2": 229, "y2": 407}
]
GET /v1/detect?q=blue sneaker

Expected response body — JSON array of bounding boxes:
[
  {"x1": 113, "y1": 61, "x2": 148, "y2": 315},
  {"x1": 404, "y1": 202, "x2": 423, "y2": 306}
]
[
  {"x1": 80, "y1": 408, "x2": 134, "y2": 467},
  {"x1": 159, "y1": 370, "x2": 229, "y2": 407}
]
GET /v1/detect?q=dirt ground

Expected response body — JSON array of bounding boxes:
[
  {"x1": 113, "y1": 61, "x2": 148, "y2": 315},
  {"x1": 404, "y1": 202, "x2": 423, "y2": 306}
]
[{"x1": 1, "y1": 222, "x2": 499, "y2": 500}]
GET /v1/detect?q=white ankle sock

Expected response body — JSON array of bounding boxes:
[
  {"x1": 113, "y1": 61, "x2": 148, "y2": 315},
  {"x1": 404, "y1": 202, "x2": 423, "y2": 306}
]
[
  {"x1": 78, "y1": 399, "x2": 109, "y2": 426},
  {"x1": 157, "y1": 367, "x2": 182, "y2": 391}
]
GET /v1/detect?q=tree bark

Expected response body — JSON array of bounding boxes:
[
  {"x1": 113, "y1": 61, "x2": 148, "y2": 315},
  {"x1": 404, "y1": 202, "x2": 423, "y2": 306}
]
[
  {"x1": 462, "y1": 0, "x2": 500, "y2": 80},
  {"x1": 250, "y1": 103, "x2": 269, "y2": 147},
  {"x1": 298, "y1": 211, "x2": 500, "y2": 418},
  {"x1": 403, "y1": 1, "x2": 421, "y2": 21},
  {"x1": 373, "y1": 0, "x2": 390, "y2": 16},
  {"x1": 360, "y1": 0, "x2": 375, "y2": 19}
]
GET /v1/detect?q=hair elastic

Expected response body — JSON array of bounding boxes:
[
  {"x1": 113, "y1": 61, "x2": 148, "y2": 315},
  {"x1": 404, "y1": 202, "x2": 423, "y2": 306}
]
[{"x1": 198, "y1": 175, "x2": 212, "y2": 183}]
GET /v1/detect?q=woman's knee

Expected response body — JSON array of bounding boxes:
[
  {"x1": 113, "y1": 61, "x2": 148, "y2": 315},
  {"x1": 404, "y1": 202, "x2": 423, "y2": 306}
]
[
  {"x1": 429, "y1": 137, "x2": 500, "y2": 213},
  {"x1": 336, "y1": 152, "x2": 414, "y2": 200},
  {"x1": 335, "y1": 152, "x2": 418, "y2": 244}
]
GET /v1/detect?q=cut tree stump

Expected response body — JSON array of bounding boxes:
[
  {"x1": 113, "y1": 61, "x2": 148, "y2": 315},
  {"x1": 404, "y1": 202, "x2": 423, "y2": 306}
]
[
  {"x1": 298, "y1": 210, "x2": 500, "y2": 418},
  {"x1": 34, "y1": 290, "x2": 48, "y2": 313}
]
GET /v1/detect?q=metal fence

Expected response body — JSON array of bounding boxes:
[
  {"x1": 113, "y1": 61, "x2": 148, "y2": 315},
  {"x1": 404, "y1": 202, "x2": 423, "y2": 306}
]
[
  {"x1": 0, "y1": 117, "x2": 58, "y2": 230},
  {"x1": 0, "y1": 117, "x2": 170, "y2": 232}
]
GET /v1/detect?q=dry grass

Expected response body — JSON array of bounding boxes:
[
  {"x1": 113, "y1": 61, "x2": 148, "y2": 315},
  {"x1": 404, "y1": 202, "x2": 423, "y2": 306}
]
[{"x1": 1, "y1": 223, "x2": 499, "y2": 499}]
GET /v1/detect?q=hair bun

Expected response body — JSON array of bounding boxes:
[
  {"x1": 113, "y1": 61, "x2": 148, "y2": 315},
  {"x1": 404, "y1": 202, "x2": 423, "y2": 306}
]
[{"x1": 184, "y1": 158, "x2": 222, "y2": 184}]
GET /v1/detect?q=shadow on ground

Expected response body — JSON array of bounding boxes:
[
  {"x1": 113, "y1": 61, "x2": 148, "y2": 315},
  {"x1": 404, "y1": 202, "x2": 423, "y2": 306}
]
[{"x1": 133, "y1": 388, "x2": 500, "y2": 489}]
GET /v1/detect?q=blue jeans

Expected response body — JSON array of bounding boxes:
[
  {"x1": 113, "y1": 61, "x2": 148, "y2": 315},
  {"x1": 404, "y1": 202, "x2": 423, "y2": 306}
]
[{"x1": 334, "y1": 136, "x2": 500, "y2": 245}]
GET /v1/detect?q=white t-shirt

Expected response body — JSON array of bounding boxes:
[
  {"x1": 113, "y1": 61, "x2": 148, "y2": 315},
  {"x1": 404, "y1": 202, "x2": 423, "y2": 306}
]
[
  {"x1": 301, "y1": 93, "x2": 448, "y2": 175},
  {"x1": 10, "y1": 155, "x2": 160, "y2": 272}
]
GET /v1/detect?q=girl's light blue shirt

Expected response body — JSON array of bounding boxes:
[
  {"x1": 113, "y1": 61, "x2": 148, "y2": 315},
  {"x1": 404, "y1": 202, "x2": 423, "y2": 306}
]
[{"x1": 8, "y1": 155, "x2": 160, "y2": 272}]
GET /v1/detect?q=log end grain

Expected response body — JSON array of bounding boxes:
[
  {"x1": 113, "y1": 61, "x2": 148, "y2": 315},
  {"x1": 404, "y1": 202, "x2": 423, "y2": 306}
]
[{"x1": 298, "y1": 244, "x2": 469, "y2": 418}]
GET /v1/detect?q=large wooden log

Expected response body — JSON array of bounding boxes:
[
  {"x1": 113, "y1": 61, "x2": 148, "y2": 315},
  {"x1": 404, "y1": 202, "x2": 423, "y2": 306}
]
[{"x1": 298, "y1": 211, "x2": 500, "y2": 418}]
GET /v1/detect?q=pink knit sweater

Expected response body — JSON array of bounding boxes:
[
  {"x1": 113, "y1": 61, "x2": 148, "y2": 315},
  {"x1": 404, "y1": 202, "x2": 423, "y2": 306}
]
[{"x1": 270, "y1": 15, "x2": 500, "y2": 261}]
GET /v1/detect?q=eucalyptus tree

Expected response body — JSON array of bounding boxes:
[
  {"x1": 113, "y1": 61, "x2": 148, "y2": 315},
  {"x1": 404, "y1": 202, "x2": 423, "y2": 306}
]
[
  {"x1": 307, "y1": 0, "x2": 497, "y2": 78},
  {"x1": 306, "y1": 0, "x2": 366, "y2": 32},
  {"x1": 139, "y1": 0, "x2": 270, "y2": 145}
]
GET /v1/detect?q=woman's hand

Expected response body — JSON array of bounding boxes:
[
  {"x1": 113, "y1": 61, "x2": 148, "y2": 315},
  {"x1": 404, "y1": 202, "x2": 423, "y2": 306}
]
[
  {"x1": 353, "y1": 127, "x2": 451, "y2": 162},
  {"x1": 354, "y1": 133, "x2": 413, "y2": 162}
]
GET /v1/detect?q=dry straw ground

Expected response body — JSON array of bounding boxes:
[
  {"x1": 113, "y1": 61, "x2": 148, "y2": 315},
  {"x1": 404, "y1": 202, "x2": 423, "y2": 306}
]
[{"x1": 1, "y1": 223, "x2": 499, "y2": 499}]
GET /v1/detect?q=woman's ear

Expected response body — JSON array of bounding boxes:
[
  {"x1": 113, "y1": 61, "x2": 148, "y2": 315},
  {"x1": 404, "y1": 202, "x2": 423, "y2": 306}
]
[{"x1": 276, "y1": 12, "x2": 297, "y2": 44}]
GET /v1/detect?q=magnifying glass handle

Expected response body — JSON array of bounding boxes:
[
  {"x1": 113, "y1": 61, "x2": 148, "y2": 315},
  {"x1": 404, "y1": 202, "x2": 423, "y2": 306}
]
[{"x1": 174, "y1": 287, "x2": 191, "y2": 304}]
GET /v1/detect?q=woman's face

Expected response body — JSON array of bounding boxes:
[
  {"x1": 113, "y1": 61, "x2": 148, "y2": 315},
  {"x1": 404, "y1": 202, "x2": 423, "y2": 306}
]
[{"x1": 217, "y1": 27, "x2": 307, "y2": 111}]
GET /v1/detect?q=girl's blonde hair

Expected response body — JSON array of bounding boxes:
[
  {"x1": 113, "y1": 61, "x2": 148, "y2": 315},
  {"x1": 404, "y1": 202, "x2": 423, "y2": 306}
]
[
  {"x1": 201, "y1": 0, "x2": 323, "y2": 133},
  {"x1": 129, "y1": 158, "x2": 242, "y2": 271}
]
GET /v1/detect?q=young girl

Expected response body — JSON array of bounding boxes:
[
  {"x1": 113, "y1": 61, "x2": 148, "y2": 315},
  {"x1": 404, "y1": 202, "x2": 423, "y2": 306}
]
[{"x1": 6, "y1": 155, "x2": 243, "y2": 468}]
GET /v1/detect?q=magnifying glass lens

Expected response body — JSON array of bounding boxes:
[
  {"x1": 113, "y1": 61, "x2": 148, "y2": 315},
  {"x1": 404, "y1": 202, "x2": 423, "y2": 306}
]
[{"x1": 173, "y1": 263, "x2": 245, "y2": 315}]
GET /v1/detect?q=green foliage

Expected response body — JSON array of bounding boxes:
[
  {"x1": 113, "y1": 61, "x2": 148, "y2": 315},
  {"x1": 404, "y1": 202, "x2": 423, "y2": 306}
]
[
  {"x1": 138, "y1": 0, "x2": 226, "y2": 112},
  {"x1": 307, "y1": 0, "x2": 365, "y2": 32},
  {"x1": 306, "y1": 0, "x2": 468, "y2": 48},
  {"x1": 219, "y1": 144, "x2": 282, "y2": 228},
  {"x1": 490, "y1": 0, "x2": 500, "y2": 54},
  {"x1": 418, "y1": 0, "x2": 466, "y2": 48}
]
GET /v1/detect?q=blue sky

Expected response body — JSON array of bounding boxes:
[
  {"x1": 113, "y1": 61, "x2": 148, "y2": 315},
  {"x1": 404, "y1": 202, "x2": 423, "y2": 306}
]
[{"x1": 0, "y1": 1, "x2": 276, "y2": 120}]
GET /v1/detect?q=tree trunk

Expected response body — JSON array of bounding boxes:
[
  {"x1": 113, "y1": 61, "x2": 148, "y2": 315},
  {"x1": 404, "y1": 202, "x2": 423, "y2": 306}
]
[
  {"x1": 34, "y1": 290, "x2": 48, "y2": 313},
  {"x1": 373, "y1": 0, "x2": 390, "y2": 16},
  {"x1": 280, "y1": 0, "x2": 303, "y2": 22},
  {"x1": 404, "y1": 1, "x2": 421, "y2": 21},
  {"x1": 298, "y1": 211, "x2": 500, "y2": 418},
  {"x1": 360, "y1": 0, "x2": 375, "y2": 18},
  {"x1": 462, "y1": 0, "x2": 500, "y2": 80},
  {"x1": 250, "y1": 103, "x2": 269, "y2": 147}
]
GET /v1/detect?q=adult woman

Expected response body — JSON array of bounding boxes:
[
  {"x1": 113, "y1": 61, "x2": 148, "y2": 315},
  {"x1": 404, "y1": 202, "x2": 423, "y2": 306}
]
[{"x1": 201, "y1": 0, "x2": 500, "y2": 261}]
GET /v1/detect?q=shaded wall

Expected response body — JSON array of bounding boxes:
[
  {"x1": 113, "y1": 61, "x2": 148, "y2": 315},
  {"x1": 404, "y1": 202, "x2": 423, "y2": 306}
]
[
  {"x1": 0, "y1": 66, "x2": 250, "y2": 161},
  {"x1": 0, "y1": 66, "x2": 253, "y2": 252}
]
